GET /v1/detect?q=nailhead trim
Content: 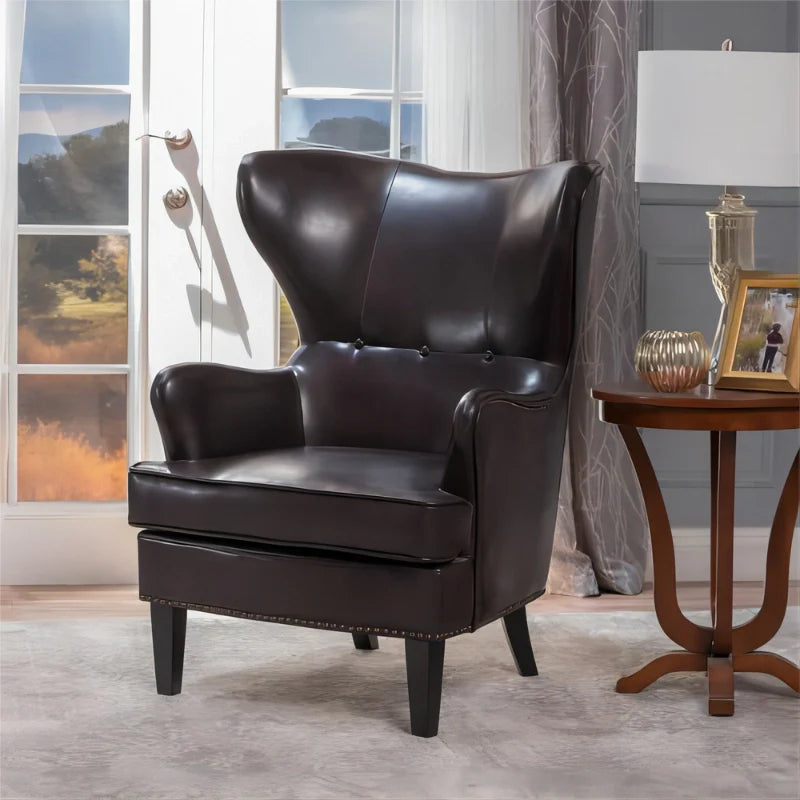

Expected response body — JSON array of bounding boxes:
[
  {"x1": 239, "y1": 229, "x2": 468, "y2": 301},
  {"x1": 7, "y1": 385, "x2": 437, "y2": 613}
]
[
  {"x1": 496, "y1": 589, "x2": 546, "y2": 619},
  {"x1": 141, "y1": 595, "x2": 472, "y2": 641}
]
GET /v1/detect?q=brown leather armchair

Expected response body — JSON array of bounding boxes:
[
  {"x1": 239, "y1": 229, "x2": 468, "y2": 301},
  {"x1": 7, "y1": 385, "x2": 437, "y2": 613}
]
[{"x1": 129, "y1": 150, "x2": 601, "y2": 737}]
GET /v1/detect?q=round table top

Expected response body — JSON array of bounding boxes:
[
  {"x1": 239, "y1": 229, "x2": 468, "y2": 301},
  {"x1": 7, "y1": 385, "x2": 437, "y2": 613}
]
[{"x1": 592, "y1": 382, "x2": 800, "y2": 410}]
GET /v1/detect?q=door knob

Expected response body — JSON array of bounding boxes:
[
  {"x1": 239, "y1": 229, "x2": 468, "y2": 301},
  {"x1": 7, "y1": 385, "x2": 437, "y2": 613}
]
[{"x1": 163, "y1": 186, "x2": 189, "y2": 209}]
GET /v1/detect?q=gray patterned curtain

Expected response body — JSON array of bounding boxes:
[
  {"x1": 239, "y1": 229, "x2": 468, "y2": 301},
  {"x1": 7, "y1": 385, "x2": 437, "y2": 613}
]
[{"x1": 522, "y1": 0, "x2": 648, "y2": 595}]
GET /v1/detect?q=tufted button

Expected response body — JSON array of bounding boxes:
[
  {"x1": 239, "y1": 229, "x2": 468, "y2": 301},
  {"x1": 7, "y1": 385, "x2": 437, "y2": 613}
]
[
  {"x1": 354, "y1": 338, "x2": 364, "y2": 349},
  {"x1": 419, "y1": 345, "x2": 430, "y2": 357},
  {"x1": 484, "y1": 350, "x2": 494, "y2": 362}
]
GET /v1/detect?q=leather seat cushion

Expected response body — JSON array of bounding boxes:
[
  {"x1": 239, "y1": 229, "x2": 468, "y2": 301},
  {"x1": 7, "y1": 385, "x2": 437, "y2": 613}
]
[{"x1": 129, "y1": 446, "x2": 473, "y2": 563}]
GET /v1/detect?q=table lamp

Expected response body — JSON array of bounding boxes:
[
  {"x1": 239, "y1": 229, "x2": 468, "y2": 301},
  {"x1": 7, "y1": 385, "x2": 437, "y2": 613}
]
[{"x1": 635, "y1": 43, "x2": 800, "y2": 382}]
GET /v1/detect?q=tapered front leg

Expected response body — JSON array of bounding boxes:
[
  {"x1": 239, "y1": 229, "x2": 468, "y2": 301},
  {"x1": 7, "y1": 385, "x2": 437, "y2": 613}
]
[
  {"x1": 405, "y1": 639, "x2": 445, "y2": 737},
  {"x1": 502, "y1": 606, "x2": 538, "y2": 676},
  {"x1": 150, "y1": 603, "x2": 187, "y2": 696},
  {"x1": 352, "y1": 632, "x2": 379, "y2": 650}
]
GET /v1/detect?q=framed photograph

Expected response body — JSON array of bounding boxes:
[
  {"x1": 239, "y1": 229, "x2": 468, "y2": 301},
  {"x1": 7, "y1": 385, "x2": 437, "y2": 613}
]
[{"x1": 716, "y1": 271, "x2": 799, "y2": 392}]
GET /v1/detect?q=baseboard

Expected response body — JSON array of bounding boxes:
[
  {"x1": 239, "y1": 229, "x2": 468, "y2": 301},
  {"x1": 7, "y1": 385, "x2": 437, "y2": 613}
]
[
  {"x1": 0, "y1": 515, "x2": 138, "y2": 585},
  {"x1": 646, "y1": 526, "x2": 800, "y2": 584}
]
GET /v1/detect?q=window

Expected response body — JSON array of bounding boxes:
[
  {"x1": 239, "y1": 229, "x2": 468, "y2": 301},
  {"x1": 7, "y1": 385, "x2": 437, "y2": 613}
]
[
  {"x1": 12, "y1": 0, "x2": 134, "y2": 502},
  {"x1": 277, "y1": 0, "x2": 422, "y2": 363}
]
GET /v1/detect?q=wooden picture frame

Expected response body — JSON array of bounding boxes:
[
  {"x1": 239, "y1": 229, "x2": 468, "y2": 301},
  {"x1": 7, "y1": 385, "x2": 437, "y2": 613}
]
[{"x1": 716, "y1": 271, "x2": 799, "y2": 393}]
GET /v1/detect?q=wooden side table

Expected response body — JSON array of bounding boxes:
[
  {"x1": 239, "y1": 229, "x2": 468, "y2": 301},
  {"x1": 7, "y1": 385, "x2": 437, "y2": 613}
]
[{"x1": 592, "y1": 383, "x2": 800, "y2": 715}]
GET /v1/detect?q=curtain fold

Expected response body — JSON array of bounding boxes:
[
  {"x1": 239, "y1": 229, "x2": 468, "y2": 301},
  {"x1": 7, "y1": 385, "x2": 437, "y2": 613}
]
[
  {"x1": 422, "y1": 0, "x2": 527, "y2": 171},
  {"x1": 524, "y1": 0, "x2": 647, "y2": 596},
  {"x1": 0, "y1": 0, "x2": 26, "y2": 503}
]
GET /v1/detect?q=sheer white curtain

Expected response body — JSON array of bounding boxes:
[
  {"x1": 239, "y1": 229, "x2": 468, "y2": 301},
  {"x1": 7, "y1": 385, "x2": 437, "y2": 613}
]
[
  {"x1": 0, "y1": 0, "x2": 26, "y2": 502},
  {"x1": 422, "y1": 0, "x2": 529, "y2": 172}
]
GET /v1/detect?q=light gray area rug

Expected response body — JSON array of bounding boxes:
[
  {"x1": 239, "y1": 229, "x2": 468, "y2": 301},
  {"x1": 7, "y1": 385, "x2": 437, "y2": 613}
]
[{"x1": 1, "y1": 608, "x2": 798, "y2": 800}]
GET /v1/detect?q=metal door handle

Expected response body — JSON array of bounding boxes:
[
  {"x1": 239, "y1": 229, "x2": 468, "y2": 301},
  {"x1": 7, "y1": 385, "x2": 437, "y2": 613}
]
[{"x1": 136, "y1": 129, "x2": 193, "y2": 150}]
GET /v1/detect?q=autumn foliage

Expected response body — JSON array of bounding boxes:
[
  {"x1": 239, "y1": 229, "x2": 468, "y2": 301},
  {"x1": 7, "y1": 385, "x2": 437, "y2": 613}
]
[{"x1": 17, "y1": 421, "x2": 126, "y2": 502}]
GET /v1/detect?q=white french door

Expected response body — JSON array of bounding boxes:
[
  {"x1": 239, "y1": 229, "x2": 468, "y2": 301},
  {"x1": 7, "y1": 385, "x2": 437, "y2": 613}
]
[
  {"x1": 2, "y1": 0, "x2": 277, "y2": 584},
  {"x1": 145, "y1": 1, "x2": 279, "y2": 473}
]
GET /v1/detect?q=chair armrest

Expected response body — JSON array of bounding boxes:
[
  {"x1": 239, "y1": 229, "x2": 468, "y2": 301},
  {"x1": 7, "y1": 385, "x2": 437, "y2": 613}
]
[
  {"x1": 150, "y1": 363, "x2": 304, "y2": 461},
  {"x1": 443, "y1": 387, "x2": 568, "y2": 629},
  {"x1": 442, "y1": 387, "x2": 556, "y2": 501}
]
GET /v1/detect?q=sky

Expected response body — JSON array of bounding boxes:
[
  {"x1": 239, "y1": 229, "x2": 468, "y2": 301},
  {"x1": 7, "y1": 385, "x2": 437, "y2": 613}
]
[
  {"x1": 18, "y1": 94, "x2": 129, "y2": 163},
  {"x1": 19, "y1": 93, "x2": 130, "y2": 137},
  {"x1": 281, "y1": 0, "x2": 421, "y2": 92},
  {"x1": 21, "y1": 0, "x2": 129, "y2": 85}
]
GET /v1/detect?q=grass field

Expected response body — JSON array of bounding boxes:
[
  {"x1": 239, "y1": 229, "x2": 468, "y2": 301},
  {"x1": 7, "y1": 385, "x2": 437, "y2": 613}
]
[
  {"x1": 18, "y1": 292, "x2": 127, "y2": 364},
  {"x1": 17, "y1": 374, "x2": 127, "y2": 502}
]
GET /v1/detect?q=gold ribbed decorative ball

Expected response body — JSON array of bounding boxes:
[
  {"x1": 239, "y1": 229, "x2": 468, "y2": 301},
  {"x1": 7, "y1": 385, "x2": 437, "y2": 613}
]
[{"x1": 634, "y1": 330, "x2": 711, "y2": 393}]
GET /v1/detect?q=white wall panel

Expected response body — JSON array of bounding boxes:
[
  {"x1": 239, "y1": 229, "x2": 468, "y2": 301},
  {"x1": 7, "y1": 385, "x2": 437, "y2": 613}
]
[
  {"x1": 145, "y1": 0, "x2": 206, "y2": 459},
  {"x1": 205, "y1": 0, "x2": 278, "y2": 368}
]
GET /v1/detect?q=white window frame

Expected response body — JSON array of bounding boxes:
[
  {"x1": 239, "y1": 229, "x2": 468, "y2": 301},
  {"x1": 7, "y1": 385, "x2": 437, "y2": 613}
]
[
  {"x1": 3, "y1": 1, "x2": 145, "y2": 519},
  {"x1": 279, "y1": 0, "x2": 422, "y2": 160}
]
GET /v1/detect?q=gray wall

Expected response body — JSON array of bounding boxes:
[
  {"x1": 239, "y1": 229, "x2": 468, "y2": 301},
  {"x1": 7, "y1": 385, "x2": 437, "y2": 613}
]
[{"x1": 639, "y1": 1, "x2": 800, "y2": 529}]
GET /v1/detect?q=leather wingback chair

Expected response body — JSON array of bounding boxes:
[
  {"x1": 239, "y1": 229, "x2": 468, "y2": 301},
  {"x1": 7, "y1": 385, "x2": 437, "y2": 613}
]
[{"x1": 129, "y1": 150, "x2": 602, "y2": 737}]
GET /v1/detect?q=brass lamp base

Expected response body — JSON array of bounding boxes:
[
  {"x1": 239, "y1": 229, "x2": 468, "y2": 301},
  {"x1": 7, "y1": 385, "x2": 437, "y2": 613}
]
[{"x1": 706, "y1": 187, "x2": 757, "y2": 383}]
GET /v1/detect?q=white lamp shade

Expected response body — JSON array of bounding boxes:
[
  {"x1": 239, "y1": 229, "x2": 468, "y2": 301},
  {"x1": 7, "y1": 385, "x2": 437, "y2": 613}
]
[{"x1": 635, "y1": 50, "x2": 800, "y2": 186}]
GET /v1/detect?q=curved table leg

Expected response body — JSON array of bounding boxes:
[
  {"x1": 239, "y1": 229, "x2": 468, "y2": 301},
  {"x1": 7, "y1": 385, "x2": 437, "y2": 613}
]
[
  {"x1": 616, "y1": 652, "x2": 706, "y2": 693},
  {"x1": 618, "y1": 425, "x2": 712, "y2": 653},
  {"x1": 734, "y1": 651, "x2": 800, "y2": 693},
  {"x1": 733, "y1": 450, "x2": 800, "y2": 655}
]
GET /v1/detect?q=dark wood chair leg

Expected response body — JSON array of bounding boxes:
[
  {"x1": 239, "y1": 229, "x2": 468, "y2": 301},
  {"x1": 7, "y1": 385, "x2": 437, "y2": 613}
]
[
  {"x1": 405, "y1": 638, "x2": 445, "y2": 738},
  {"x1": 150, "y1": 602, "x2": 187, "y2": 696},
  {"x1": 502, "y1": 606, "x2": 538, "y2": 676},
  {"x1": 352, "y1": 632, "x2": 379, "y2": 650}
]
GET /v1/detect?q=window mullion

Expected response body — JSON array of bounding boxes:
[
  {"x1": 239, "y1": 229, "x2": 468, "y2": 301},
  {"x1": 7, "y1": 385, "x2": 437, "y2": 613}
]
[
  {"x1": 389, "y1": 0, "x2": 401, "y2": 160},
  {"x1": 18, "y1": 225, "x2": 130, "y2": 237},
  {"x1": 283, "y1": 87, "x2": 392, "y2": 99},
  {"x1": 19, "y1": 84, "x2": 131, "y2": 95},
  {"x1": 7, "y1": 243, "x2": 19, "y2": 504},
  {"x1": 16, "y1": 364, "x2": 130, "y2": 375}
]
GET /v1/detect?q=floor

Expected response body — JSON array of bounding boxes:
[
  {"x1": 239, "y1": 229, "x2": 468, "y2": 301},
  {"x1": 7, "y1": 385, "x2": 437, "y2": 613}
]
[
  {"x1": 2, "y1": 581, "x2": 798, "y2": 621},
  {"x1": 2, "y1": 605, "x2": 798, "y2": 799},
  {"x1": 3, "y1": 583, "x2": 798, "y2": 799}
]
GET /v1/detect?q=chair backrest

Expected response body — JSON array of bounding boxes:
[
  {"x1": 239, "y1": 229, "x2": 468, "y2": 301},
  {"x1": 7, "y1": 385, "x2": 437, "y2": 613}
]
[{"x1": 237, "y1": 150, "x2": 601, "y2": 452}]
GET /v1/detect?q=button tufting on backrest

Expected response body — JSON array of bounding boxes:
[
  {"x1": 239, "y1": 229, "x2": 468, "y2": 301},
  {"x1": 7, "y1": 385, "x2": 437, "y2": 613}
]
[
  {"x1": 291, "y1": 342, "x2": 561, "y2": 452},
  {"x1": 419, "y1": 345, "x2": 430, "y2": 357},
  {"x1": 484, "y1": 351, "x2": 494, "y2": 362}
]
